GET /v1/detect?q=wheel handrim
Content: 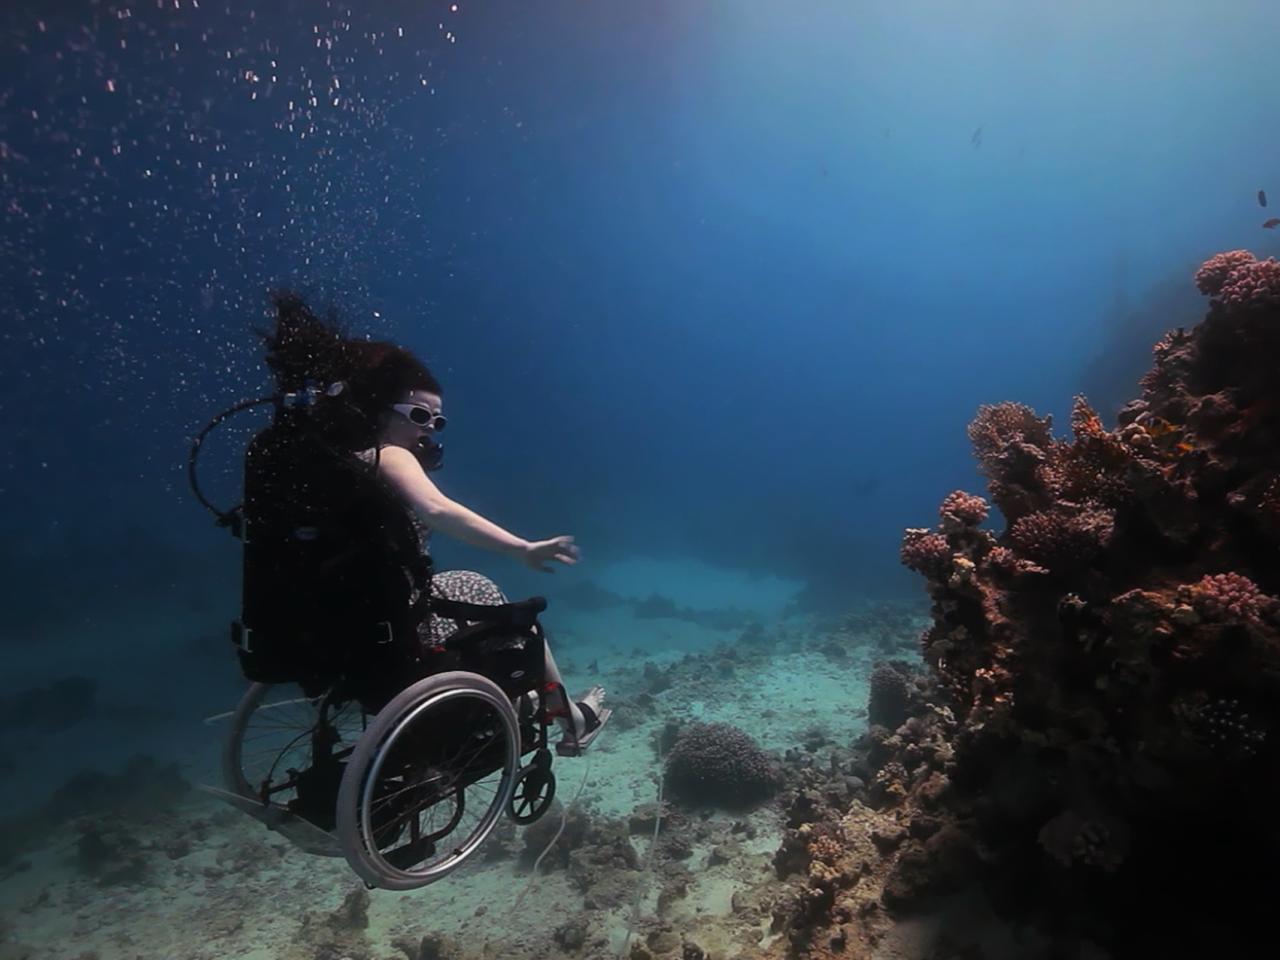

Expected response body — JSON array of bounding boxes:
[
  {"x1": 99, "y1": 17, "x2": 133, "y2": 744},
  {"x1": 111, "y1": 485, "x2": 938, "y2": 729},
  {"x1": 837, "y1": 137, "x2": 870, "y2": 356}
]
[{"x1": 356, "y1": 684, "x2": 519, "y2": 884}]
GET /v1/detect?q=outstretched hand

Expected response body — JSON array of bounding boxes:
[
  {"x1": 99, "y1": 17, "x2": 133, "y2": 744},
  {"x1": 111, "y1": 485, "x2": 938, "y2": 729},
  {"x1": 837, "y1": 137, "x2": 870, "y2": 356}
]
[{"x1": 521, "y1": 535, "x2": 580, "y2": 573}]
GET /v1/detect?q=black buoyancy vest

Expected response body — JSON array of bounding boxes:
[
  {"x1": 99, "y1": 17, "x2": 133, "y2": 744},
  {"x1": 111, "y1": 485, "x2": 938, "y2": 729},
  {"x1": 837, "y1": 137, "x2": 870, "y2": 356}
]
[{"x1": 234, "y1": 415, "x2": 429, "y2": 684}]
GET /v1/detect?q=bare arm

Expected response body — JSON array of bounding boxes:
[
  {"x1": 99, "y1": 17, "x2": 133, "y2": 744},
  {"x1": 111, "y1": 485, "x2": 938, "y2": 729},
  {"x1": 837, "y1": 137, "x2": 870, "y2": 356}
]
[{"x1": 374, "y1": 445, "x2": 579, "y2": 571}]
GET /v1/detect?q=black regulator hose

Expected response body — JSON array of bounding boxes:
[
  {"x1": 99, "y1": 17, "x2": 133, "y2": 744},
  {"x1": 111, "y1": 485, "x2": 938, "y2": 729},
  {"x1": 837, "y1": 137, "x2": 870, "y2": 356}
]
[{"x1": 187, "y1": 395, "x2": 276, "y2": 527}]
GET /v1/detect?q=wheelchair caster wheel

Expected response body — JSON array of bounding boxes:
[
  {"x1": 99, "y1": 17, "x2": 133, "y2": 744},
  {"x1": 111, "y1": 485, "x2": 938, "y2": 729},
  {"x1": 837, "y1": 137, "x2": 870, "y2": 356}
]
[{"x1": 509, "y1": 750, "x2": 556, "y2": 825}]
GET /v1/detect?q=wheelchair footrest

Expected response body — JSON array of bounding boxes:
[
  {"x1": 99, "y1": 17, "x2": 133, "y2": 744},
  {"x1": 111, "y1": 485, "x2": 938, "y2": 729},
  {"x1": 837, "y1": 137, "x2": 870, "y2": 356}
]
[
  {"x1": 197, "y1": 785, "x2": 343, "y2": 858},
  {"x1": 555, "y1": 707, "x2": 612, "y2": 757}
]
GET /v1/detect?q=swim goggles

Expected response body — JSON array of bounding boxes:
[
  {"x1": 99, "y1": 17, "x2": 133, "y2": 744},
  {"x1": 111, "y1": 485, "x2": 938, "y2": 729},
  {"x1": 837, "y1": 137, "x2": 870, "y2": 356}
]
[{"x1": 391, "y1": 402, "x2": 447, "y2": 432}]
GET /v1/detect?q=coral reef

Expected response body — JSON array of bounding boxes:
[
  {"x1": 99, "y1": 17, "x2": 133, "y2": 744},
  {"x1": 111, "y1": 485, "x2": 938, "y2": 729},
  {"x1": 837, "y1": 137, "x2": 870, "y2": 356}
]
[
  {"x1": 665, "y1": 722, "x2": 782, "y2": 809},
  {"x1": 775, "y1": 249, "x2": 1280, "y2": 958},
  {"x1": 0, "y1": 754, "x2": 189, "y2": 868},
  {"x1": 0, "y1": 676, "x2": 98, "y2": 733}
]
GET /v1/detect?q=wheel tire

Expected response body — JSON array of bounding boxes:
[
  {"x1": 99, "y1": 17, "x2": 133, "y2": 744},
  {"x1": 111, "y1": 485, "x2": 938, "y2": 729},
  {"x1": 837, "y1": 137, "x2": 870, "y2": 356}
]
[
  {"x1": 508, "y1": 763, "x2": 557, "y2": 825},
  {"x1": 336, "y1": 670, "x2": 520, "y2": 890},
  {"x1": 223, "y1": 681, "x2": 277, "y2": 797}
]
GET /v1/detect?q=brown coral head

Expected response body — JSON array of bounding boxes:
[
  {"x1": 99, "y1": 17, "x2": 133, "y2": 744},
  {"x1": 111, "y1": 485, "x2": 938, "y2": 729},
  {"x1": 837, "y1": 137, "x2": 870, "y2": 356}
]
[
  {"x1": 664, "y1": 722, "x2": 781, "y2": 809},
  {"x1": 900, "y1": 528, "x2": 951, "y2": 577},
  {"x1": 1194, "y1": 249, "x2": 1255, "y2": 296}
]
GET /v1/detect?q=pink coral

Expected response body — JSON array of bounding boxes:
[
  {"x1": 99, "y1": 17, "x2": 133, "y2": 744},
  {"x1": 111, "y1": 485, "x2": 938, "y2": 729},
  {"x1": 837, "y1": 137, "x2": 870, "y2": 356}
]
[
  {"x1": 1178, "y1": 572, "x2": 1276, "y2": 625},
  {"x1": 900, "y1": 528, "x2": 951, "y2": 576},
  {"x1": 939, "y1": 490, "x2": 989, "y2": 528},
  {"x1": 1194, "y1": 250, "x2": 1255, "y2": 296},
  {"x1": 1216, "y1": 257, "x2": 1280, "y2": 311}
]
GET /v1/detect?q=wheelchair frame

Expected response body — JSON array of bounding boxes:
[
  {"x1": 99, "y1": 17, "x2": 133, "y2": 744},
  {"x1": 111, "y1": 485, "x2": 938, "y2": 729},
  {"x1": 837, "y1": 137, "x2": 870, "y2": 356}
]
[{"x1": 218, "y1": 604, "x2": 570, "y2": 890}]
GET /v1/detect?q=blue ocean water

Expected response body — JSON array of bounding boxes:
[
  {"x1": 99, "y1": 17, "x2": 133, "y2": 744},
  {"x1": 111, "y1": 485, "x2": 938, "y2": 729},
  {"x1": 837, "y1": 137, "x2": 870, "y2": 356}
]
[{"x1": 1, "y1": 1, "x2": 1279, "y2": 955}]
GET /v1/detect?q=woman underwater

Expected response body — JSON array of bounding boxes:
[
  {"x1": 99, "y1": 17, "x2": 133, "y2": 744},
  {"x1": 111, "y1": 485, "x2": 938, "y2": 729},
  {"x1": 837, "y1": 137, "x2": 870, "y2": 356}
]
[{"x1": 260, "y1": 293, "x2": 608, "y2": 747}]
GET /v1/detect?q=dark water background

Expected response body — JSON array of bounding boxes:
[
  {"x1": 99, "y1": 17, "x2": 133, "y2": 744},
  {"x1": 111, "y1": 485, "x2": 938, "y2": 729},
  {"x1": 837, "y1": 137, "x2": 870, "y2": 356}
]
[{"x1": 2, "y1": 0, "x2": 1278, "y2": 810}]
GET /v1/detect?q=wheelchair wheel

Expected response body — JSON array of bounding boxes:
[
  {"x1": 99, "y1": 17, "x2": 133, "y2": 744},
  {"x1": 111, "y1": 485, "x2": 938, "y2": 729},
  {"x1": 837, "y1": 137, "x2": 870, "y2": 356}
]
[
  {"x1": 336, "y1": 671, "x2": 520, "y2": 890},
  {"x1": 223, "y1": 682, "x2": 365, "y2": 810},
  {"x1": 509, "y1": 749, "x2": 556, "y2": 825}
]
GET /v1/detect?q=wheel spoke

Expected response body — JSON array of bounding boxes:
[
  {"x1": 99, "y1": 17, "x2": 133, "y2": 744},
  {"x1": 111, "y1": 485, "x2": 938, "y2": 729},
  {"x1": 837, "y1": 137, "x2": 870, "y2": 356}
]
[{"x1": 345, "y1": 684, "x2": 523, "y2": 884}]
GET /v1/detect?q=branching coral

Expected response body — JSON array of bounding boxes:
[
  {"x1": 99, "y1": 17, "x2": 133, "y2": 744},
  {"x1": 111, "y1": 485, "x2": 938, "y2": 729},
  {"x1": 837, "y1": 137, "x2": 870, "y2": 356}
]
[
  {"x1": 1177, "y1": 572, "x2": 1276, "y2": 626},
  {"x1": 775, "y1": 250, "x2": 1280, "y2": 956},
  {"x1": 1006, "y1": 503, "x2": 1115, "y2": 572},
  {"x1": 984, "y1": 545, "x2": 1048, "y2": 578},
  {"x1": 1216, "y1": 256, "x2": 1280, "y2": 311},
  {"x1": 1053, "y1": 397, "x2": 1137, "y2": 504},
  {"x1": 966, "y1": 403, "x2": 1058, "y2": 521},
  {"x1": 939, "y1": 490, "x2": 989, "y2": 529},
  {"x1": 866, "y1": 249, "x2": 1280, "y2": 954},
  {"x1": 899, "y1": 528, "x2": 951, "y2": 576},
  {"x1": 1193, "y1": 249, "x2": 1256, "y2": 296},
  {"x1": 967, "y1": 402, "x2": 1055, "y2": 465}
]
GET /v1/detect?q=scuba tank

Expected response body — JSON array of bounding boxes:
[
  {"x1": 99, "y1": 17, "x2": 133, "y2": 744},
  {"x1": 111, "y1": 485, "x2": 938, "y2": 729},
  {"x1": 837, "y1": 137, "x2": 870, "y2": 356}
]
[{"x1": 189, "y1": 383, "x2": 428, "y2": 693}]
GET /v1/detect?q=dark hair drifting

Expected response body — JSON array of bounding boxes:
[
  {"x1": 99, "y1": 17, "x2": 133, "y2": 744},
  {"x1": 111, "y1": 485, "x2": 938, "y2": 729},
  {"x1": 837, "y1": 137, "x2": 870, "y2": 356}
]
[{"x1": 261, "y1": 291, "x2": 441, "y2": 447}]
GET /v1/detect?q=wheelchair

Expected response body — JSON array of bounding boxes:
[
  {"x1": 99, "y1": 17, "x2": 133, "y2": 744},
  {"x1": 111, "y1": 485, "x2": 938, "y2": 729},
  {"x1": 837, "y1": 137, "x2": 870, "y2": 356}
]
[
  {"x1": 208, "y1": 597, "x2": 581, "y2": 891},
  {"x1": 189, "y1": 387, "x2": 602, "y2": 889}
]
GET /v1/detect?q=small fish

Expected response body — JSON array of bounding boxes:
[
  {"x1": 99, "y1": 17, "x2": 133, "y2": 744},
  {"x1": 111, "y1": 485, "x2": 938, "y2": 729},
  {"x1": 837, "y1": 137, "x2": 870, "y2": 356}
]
[
  {"x1": 1259, "y1": 189, "x2": 1268, "y2": 208},
  {"x1": 971, "y1": 125, "x2": 983, "y2": 147},
  {"x1": 1264, "y1": 217, "x2": 1280, "y2": 229},
  {"x1": 1175, "y1": 441, "x2": 1195, "y2": 454},
  {"x1": 1144, "y1": 416, "x2": 1178, "y2": 438}
]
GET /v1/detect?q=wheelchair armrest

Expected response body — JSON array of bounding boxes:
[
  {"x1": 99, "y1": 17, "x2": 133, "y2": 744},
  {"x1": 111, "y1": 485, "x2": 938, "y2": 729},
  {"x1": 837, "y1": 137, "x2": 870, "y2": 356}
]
[
  {"x1": 440, "y1": 616, "x2": 543, "y2": 655},
  {"x1": 430, "y1": 595, "x2": 547, "y2": 629}
]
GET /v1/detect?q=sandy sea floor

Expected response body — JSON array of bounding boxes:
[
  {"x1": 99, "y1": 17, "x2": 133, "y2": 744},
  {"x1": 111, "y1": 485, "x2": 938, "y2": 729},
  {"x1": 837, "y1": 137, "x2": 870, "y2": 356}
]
[{"x1": 0, "y1": 560, "x2": 925, "y2": 960}]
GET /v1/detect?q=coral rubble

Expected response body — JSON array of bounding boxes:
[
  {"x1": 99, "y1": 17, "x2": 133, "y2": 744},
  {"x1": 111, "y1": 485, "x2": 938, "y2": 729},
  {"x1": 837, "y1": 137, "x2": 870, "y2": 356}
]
[{"x1": 772, "y1": 250, "x2": 1280, "y2": 958}]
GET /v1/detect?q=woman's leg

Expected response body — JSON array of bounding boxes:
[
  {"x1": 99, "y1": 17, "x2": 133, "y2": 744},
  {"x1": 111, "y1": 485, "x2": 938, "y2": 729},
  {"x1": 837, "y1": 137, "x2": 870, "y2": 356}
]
[{"x1": 542, "y1": 644, "x2": 589, "y2": 737}]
